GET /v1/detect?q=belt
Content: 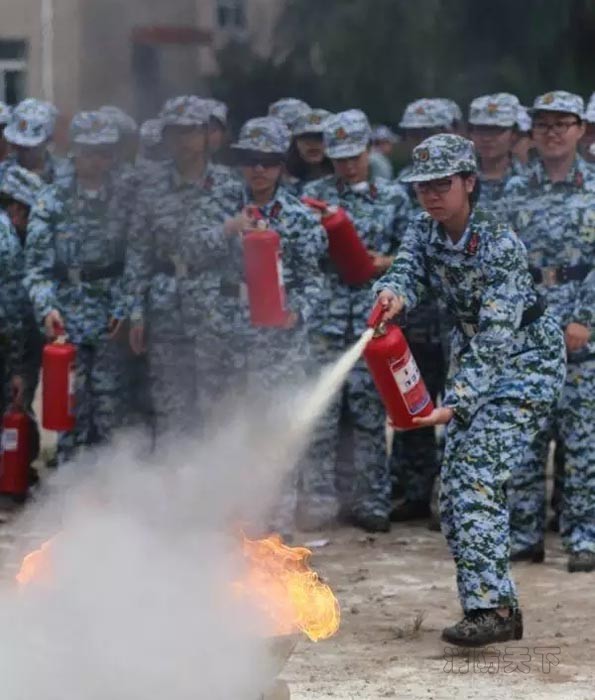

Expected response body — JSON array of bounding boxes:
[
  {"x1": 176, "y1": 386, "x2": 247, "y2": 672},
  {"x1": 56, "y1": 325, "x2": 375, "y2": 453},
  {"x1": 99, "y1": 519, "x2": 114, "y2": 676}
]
[
  {"x1": 458, "y1": 297, "x2": 546, "y2": 338},
  {"x1": 220, "y1": 281, "x2": 242, "y2": 298},
  {"x1": 54, "y1": 261, "x2": 124, "y2": 284},
  {"x1": 529, "y1": 264, "x2": 589, "y2": 287},
  {"x1": 154, "y1": 257, "x2": 207, "y2": 279}
]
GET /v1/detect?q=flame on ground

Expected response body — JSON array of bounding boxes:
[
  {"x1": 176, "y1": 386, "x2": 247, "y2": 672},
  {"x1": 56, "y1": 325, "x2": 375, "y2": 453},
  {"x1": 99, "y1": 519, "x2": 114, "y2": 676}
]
[
  {"x1": 15, "y1": 539, "x2": 54, "y2": 586},
  {"x1": 234, "y1": 535, "x2": 340, "y2": 642}
]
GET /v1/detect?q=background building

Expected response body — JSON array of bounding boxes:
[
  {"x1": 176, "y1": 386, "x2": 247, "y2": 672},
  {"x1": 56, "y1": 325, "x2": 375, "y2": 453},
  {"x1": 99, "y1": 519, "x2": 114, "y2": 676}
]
[{"x1": 0, "y1": 0, "x2": 284, "y2": 117}]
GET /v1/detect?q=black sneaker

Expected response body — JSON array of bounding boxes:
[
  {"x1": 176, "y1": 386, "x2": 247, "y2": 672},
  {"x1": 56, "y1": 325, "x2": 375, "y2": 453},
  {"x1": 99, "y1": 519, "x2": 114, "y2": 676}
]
[
  {"x1": 352, "y1": 513, "x2": 391, "y2": 533},
  {"x1": 510, "y1": 543, "x2": 545, "y2": 563},
  {"x1": 568, "y1": 551, "x2": 595, "y2": 573},
  {"x1": 441, "y1": 608, "x2": 523, "y2": 647},
  {"x1": 390, "y1": 501, "x2": 430, "y2": 522}
]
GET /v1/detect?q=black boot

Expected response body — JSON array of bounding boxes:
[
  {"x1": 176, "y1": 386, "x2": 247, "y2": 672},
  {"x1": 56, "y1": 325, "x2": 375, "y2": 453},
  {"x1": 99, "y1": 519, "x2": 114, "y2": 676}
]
[
  {"x1": 568, "y1": 551, "x2": 595, "y2": 573},
  {"x1": 352, "y1": 513, "x2": 391, "y2": 533},
  {"x1": 441, "y1": 608, "x2": 523, "y2": 647},
  {"x1": 390, "y1": 500, "x2": 430, "y2": 522},
  {"x1": 510, "y1": 543, "x2": 545, "y2": 563}
]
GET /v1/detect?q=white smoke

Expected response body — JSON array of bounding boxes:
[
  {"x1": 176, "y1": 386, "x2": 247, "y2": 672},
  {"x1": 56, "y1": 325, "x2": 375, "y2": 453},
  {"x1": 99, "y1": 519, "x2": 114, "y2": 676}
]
[{"x1": 0, "y1": 334, "x2": 370, "y2": 700}]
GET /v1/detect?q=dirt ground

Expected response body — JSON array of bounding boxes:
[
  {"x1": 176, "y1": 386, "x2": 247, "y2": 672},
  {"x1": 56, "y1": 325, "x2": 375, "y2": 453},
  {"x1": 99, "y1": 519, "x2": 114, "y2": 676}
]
[{"x1": 283, "y1": 523, "x2": 595, "y2": 700}]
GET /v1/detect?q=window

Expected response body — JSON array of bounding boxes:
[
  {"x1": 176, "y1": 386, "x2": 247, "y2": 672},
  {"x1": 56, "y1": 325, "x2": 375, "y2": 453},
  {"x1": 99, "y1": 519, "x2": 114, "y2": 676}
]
[
  {"x1": 216, "y1": 0, "x2": 246, "y2": 30},
  {"x1": 0, "y1": 40, "x2": 27, "y2": 105}
]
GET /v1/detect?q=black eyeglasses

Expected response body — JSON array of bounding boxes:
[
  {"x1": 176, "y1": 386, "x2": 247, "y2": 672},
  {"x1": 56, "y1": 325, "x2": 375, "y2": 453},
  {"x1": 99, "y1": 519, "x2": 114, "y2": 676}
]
[
  {"x1": 532, "y1": 120, "x2": 580, "y2": 136},
  {"x1": 239, "y1": 153, "x2": 284, "y2": 168},
  {"x1": 414, "y1": 178, "x2": 453, "y2": 195}
]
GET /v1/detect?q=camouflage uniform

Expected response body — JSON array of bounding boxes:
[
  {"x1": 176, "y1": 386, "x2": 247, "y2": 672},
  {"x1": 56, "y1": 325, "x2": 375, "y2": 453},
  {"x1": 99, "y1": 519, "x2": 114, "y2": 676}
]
[
  {"x1": 394, "y1": 99, "x2": 453, "y2": 511},
  {"x1": 0, "y1": 166, "x2": 44, "y2": 410},
  {"x1": 268, "y1": 98, "x2": 311, "y2": 129},
  {"x1": 0, "y1": 209, "x2": 25, "y2": 414},
  {"x1": 375, "y1": 134, "x2": 565, "y2": 612},
  {"x1": 124, "y1": 96, "x2": 234, "y2": 438},
  {"x1": 468, "y1": 93, "x2": 527, "y2": 213},
  {"x1": 369, "y1": 125, "x2": 397, "y2": 182},
  {"x1": 302, "y1": 110, "x2": 411, "y2": 526},
  {"x1": 2, "y1": 99, "x2": 71, "y2": 188},
  {"x1": 505, "y1": 91, "x2": 595, "y2": 558},
  {"x1": 24, "y1": 112, "x2": 133, "y2": 463}
]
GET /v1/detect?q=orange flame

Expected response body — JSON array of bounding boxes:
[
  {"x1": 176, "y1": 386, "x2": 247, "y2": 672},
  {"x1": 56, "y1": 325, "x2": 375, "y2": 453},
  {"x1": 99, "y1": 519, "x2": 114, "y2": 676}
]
[
  {"x1": 234, "y1": 534, "x2": 340, "y2": 642},
  {"x1": 16, "y1": 539, "x2": 54, "y2": 586}
]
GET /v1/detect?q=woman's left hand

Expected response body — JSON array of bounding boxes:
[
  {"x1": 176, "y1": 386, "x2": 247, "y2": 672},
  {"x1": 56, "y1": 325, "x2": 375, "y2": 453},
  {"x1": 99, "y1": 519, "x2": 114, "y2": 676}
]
[{"x1": 412, "y1": 407, "x2": 454, "y2": 428}]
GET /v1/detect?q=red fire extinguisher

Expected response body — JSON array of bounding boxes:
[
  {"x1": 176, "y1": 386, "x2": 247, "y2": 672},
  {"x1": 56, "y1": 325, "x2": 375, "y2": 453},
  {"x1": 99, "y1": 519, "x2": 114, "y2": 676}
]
[
  {"x1": 0, "y1": 409, "x2": 31, "y2": 497},
  {"x1": 302, "y1": 197, "x2": 376, "y2": 286},
  {"x1": 42, "y1": 324, "x2": 76, "y2": 431},
  {"x1": 243, "y1": 208, "x2": 288, "y2": 328},
  {"x1": 363, "y1": 303, "x2": 434, "y2": 431}
]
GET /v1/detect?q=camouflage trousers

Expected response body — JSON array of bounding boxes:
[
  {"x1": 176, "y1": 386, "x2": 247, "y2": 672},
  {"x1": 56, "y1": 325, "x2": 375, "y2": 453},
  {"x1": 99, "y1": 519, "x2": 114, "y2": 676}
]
[
  {"x1": 57, "y1": 340, "x2": 124, "y2": 464},
  {"x1": 510, "y1": 355, "x2": 595, "y2": 554},
  {"x1": 392, "y1": 339, "x2": 446, "y2": 504},
  {"x1": 300, "y1": 333, "x2": 391, "y2": 522},
  {"x1": 441, "y1": 400, "x2": 545, "y2": 612}
]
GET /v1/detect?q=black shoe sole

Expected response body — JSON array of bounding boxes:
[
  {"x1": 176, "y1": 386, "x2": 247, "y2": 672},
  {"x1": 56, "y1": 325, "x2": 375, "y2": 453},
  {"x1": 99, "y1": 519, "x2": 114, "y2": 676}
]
[
  {"x1": 441, "y1": 612, "x2": 523, "y2": 647},
  {"x1": 510, "y1": 547, "x2": 545, "y2": 563}
]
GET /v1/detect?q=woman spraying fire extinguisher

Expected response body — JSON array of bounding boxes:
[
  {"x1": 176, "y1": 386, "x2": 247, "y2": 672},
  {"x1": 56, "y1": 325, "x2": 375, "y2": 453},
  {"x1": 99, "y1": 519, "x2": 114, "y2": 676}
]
[
  {"x1": 373, "y1": 134, "x2": 566, "y2": 648},
  {"x1": 220, "y1": 116, "x2": 327, "y2": 541}
]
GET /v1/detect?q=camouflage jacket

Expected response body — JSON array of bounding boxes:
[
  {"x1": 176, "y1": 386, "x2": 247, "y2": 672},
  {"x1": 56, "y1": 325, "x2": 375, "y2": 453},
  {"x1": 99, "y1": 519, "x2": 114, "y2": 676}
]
[
  {"x1": 302, "y1": 175, "x2": 411, "y2": 338},
  {"x1": 123, "y1": 160, "x2": 235, "y2": 337},
  {"x1": 505, "y1": 155, "x2": 595, "y2": 359},
  {"x1": 0, "y1": 152, "x2": 73, "y2": 189},
  {"x1": 476, "y1": 156, "x2": 526, "y2": 214},
  {"x1": 0, "y1": 211, "x2": 25, "y2": 374},
  {"x1": 374, "y1": 207, "x2": 563, "y2": 426},
  {"x1": 24, "y1": 170, "x2": 136, "y2": 345}
]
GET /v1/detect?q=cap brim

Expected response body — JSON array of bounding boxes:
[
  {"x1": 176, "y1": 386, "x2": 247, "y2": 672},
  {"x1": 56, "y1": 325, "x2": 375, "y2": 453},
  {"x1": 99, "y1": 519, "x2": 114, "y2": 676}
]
[
  {"x1": 468, "y1": 118, "x2": 516, "y2": 128},
  {"x1": 73, "y1": 137, "x2": 119, "y2": 146},
  {"x1": 401, "y1": 167, "x2": 464, "y2": 183},
  {"x1": 231, "y1": 143, "x2": 286, "y2": 155},
  {"x1": 325, "y1": 144, "x2": 367, "y2": 159},
  {"x1": 529, "y1": 106, "x2": 584, "y2": 118},
  {"x1": 4, "y1": 131, "x2": 47, "y2": 147}
]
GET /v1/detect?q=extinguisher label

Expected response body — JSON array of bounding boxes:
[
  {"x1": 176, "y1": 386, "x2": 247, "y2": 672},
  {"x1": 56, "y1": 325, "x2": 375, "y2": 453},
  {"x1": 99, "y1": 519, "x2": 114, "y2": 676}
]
[
  {"x1": 68, "y1": 364, "x2": 76, "y2": 416},
  {"x1": 276, "y1": 253, "x2": 287, "y2": 309},
  {"x1": 1, "y1": 428, "x2": 18, "y2": 452},
  {"x1": 389, "y1": 349, "x2": 431, "y2": 415}
]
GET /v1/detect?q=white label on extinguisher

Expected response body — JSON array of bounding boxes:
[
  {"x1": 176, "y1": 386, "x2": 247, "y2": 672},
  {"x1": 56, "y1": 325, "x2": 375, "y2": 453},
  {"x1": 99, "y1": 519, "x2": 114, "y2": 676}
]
[
  {"x1": 68, "y1": 363, "x2": 76, "y2": 416},
  {"x1": 276, "y1": 252, "x2": 287, "y2": 309},
  {"x1": 389, "y1": 350, "x2": 431, "y2": 416},
  {"x1": 1, "y1": 428, "x2": 18, "y2": 452}
]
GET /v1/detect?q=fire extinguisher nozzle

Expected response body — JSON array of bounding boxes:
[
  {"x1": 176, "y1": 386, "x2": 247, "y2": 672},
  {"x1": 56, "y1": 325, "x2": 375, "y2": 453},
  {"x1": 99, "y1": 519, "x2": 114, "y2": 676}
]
[{"x1": 367, "y1": 302, "x2": 385, "y2": 329}]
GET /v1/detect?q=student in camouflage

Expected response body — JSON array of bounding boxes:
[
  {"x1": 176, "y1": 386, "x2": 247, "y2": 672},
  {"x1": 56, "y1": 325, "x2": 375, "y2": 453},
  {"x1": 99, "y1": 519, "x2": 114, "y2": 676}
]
[
  {"x1": 0, "y1": 166, "x2": 44, "y2": 412},
  {"x1": 2, "y1": 99, "x2": 69, "y2": 187},
  {"x1": 219, "y1": 115, "x2": 327, "y2": 537},
  {"x1": 467, "y1": 93, "x2": 526, "y2": 213},
  {"x1": 369, "y1": 124, "x2": 397, "y2": 182},
  {"x1": 374, "y1": 134, "x2": 565, "y2": 646},
  {"x1": 285, "y1": 108, "x2": 334, "y2": 196},
  {"x1": 268, "y1": 98, "x2": 311, "y2": 130},
  {"x1": 505, "y1": 91, "x2": 595, "y2": 572},
  {"x1": 302, "y1": 109, "x2": 412, "y2": 532},
  {"x1": 125, "y1": 96, "x2": 236, "y2": 438},
  {"x1": 23, "y1": 111, "x2": 134, "y2": 464},
  {"x1": 0, "y1": 103, "x2": 12, "y2": 164}
]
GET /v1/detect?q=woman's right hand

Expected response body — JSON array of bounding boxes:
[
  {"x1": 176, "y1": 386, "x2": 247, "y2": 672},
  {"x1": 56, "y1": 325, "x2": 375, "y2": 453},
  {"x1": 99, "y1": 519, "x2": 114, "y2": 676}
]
[
  {"x1": 129, "y1": 323, "x2": 145, "y2": 355},
  {"x1": 377, "y1": 289, "x2": 405, "y2": 322},
  {"x1": 223, "y1": 211, "x2": 253, "y2": 237},
  {"x1": 44, "y1": 309, "x2": 65, "y2": 340}
]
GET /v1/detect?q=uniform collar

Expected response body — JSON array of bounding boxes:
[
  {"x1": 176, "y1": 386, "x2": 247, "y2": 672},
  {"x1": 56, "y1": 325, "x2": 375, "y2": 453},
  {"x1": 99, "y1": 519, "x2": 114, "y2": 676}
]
[
  {"x1": 242, "y1": 183, "x2": 286, "y2": 220},
  {"x1": 528, "y1": 154, "x2": 588, "y2": 191},
  {"x1": 430, "y1": 208, "x2": 483, "y2": 256},
  {"x1": 336, "y1": 176, "x2": 379, "y2": 201},
  {"x1": 170, "y1": 160, "x2": 216, "y2": 191}
]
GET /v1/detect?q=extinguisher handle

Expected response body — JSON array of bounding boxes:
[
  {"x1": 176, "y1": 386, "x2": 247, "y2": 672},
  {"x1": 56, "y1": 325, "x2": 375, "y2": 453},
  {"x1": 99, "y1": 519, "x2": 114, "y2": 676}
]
[
  {"x1": 52, "y1": 320, "x2": 66, "y2": 337},
  {"x1": 367, "y1": 301, "x2": 386, "y2": 329},
  {"x1": 301, "y1": 196, "x2": 328, "y2": 213}
]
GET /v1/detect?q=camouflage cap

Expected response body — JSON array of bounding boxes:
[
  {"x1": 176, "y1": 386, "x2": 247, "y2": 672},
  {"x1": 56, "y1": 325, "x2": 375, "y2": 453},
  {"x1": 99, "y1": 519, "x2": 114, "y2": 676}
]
[
  {"x1": 268, "y1": 98, "x2": 311, "y2": 128},
  {"x1": 399, "y1": 99, "x2": 453, "y2": 130},
  {"x1": 4, "y1": 99, "x2": 54, "y2": 147},
  {"x1": 531, "y1": 91, "x2": 584, "y2": 119},
  {"x1": 205, "y1": 98, "x2": 228, "y2": 125},
  {"x1": 516, "y1": 105, "x2": 532, "y2": 133},
  {"x1": 70, "y1": 111, "x2": 119, "y2": 146},
  {"x1": 401, "y1": 134, "x2": 477, "y2": 183},
  {"x1": 160, "y1": 95, "x2": 209, "y2": 128},
  {"x1": 468, "y1": 93, "x2": 519, "y2": 128},
  {"x1": 324, "y1": 109, "x2": 372, "y2": 159},
  {"x1": 0, "y1": 165, "x2": 44, "y2": 208},
  {"x1": 139, "y1": 118, "x2": 163, "y2": 148},
  {"x1": 372, "y1": 124, "x2": 398, "y2": 143},
  {"x1": 232, "y1": 116, "x2": 290, "y2": 154},
  {"x1": 100, "y1": 106, "x2": 138, "y2": 136},
  {"x1": 440, "y1": 99, "x2": 463, "y2": 124},
  {"x1": 584, "y1": 93, "x2": 595, "y2": 124},
  {"x1": 292, "y1": 108, "x2": 332, "y2": 137},
  {"x1": 0, "y1": 102, "x2": 12, "y2": 126}
]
